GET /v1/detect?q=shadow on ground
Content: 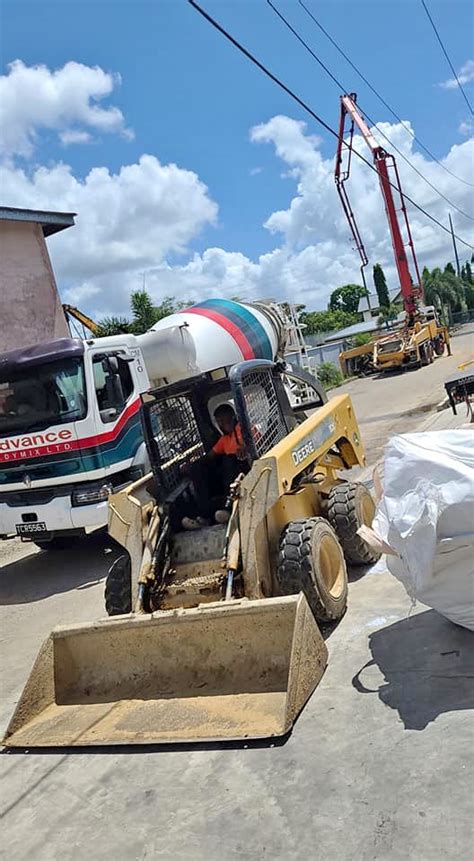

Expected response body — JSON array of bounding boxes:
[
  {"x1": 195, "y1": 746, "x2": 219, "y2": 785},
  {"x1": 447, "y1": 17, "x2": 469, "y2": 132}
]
[
  {"x1": 0, "y1": 534, "x2": 122, "y2": 605},
  {"x1": 352, "y1": 609, "x2": 474, "y2": 730}
]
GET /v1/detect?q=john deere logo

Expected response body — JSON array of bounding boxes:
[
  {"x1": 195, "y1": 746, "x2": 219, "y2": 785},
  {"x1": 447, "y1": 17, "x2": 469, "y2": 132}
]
[{"x1": 291, "y1": 418, "x2": 335, "y2": 467}]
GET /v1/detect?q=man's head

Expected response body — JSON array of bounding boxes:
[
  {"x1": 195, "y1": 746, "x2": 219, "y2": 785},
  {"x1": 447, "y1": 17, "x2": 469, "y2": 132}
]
[{"x1": 214, "y1": 403, "x2": 237, "y2": 435}]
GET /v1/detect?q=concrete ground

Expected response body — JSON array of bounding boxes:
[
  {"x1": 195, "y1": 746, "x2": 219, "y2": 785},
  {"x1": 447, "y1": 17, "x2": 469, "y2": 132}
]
[{"x1": 1, "y1": 325, "x2": 473, "y2": 860}]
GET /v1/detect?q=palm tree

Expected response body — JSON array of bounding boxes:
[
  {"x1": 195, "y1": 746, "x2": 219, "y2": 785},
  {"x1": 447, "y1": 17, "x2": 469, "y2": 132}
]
[
  {"x1": 422, "y1": 267, "x2": 466, "y2": 317},
  {"x1": 94, "y1": 316, "x2": 131, "y2": 337}
]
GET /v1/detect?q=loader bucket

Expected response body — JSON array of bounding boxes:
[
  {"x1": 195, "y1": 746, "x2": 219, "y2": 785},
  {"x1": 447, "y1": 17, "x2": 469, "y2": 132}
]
[{"x1": 3, "y1": 594, "x2": 327, "y2": 747}]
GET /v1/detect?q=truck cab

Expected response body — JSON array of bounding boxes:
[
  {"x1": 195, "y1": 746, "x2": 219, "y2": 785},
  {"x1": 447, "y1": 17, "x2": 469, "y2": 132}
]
[{"x1": 0, "y1": 336, "x2": 149, "y2": 547}]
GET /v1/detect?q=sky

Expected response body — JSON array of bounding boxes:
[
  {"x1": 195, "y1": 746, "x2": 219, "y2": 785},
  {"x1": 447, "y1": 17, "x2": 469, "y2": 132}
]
[{"x1": 1, "y1": 0, "x2": 473, "y2": 320}]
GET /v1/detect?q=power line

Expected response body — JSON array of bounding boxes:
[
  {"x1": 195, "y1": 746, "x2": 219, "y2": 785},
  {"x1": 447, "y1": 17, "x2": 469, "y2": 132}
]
[
  {"x1": 298, "y1": 0, "x2": 474, "y2": 189},
  {"x1": 421, "y1": 0, "x2": 474, "y2": 116},
  {"x1": 187, "y1": 0, "x2": 473, "y2": 251},
  {"x1": 267, "y1": 0, "x2": 473, "y2": 222}
]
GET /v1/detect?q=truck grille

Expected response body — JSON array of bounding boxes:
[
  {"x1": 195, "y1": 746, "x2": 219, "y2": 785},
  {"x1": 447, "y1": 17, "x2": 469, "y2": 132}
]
[{"x1": 3, "y1": 489, "x2": 60, "y2": 507}]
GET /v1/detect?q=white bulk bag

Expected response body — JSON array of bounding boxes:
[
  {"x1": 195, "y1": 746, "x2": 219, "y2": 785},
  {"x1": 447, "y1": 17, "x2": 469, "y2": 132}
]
[{"x1": 364, "y1": 430, "x2": 474, "y2": 630}]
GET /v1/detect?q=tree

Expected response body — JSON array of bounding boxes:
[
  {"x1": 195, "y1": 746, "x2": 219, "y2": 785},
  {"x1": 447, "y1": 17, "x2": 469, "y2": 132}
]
[
  {"x1": 351, "y1": 332, "x2": 374, "y2": 347},
  {"x1": 461, "y1": 260, "x2": 474, "y2": 309},
  {"x1": 317, "y1": 362, "x2": 344, "y2": 390},
  {"x1": 299, "y1": 309, "x2": 358, "y2": 335},
  {"x1": 462, "y1": 261, "x2": 473, "y2": 285},
  {"x1": 129, "y1": 290, "x2": 159, "y2": 333},
  {"x1": 328, "y1": 284, "x2": 366, "y2": 315},
  {"x1": 373, "y1": 263, "x2": 390, "y2": 310},
  {"x1": 444, "y1": 262, "x2": 456, "y2": 276},
  {"x1": 129, "y1": 291, "x2": 184, "y2": 334},
  {"x1": 422, "y1": 266, "x2": 466, "y2": 316},
  {"x1": 377, "y1": 303, "x2": 403, "y2": 328},
  {"x1": 96, "y1": 291, "x2": 188, "y2": 337},
  {"x1": 94, "y1": 317, "x2": 131, "y2": 337}
]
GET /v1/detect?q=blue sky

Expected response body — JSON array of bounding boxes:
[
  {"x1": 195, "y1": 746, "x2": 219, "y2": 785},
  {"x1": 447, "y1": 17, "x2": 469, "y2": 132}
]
[{"x1": 1, "y1": 0, "x2": 473, "y2": 315}]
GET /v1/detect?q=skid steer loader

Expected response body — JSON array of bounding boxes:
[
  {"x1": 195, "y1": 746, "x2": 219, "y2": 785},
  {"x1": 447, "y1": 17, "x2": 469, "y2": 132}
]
[{"x1": 4, "y1": 362, "x2": 379, "y2": 747}]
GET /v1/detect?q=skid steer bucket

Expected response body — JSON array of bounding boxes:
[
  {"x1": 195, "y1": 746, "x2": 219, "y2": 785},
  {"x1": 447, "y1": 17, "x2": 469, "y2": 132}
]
[{"x1": 4, "y1": 594, "x2": 327, "y2": 747}]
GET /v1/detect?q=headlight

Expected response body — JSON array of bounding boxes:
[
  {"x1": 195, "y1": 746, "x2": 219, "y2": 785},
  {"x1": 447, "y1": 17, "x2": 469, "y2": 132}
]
[{"x1": 72, "y1": 483, "x2": 112, "y2": 506}]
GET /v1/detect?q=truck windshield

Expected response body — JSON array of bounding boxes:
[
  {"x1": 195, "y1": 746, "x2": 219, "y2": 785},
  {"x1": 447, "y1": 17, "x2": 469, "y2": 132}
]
[{"x1": 0, "y1": 358, "x2": 87, "y2": 436}]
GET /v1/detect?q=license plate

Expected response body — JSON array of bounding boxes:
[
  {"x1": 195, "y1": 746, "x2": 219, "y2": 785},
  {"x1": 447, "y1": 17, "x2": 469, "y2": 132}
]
[{"x1": 16, "y1": 522, "x2": 47, "y2": 535}]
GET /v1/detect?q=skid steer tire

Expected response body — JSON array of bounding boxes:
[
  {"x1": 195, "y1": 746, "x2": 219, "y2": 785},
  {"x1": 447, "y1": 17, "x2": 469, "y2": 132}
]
[
  {"x1": 105, "y1": 554, "x2": 132, "y2": 616},
  {"x1": 277, "y1": 517, "x2": 348, "y2": 622},
  {"x1": 327, "y1": 482, "x2": 380, "y2": 566}
]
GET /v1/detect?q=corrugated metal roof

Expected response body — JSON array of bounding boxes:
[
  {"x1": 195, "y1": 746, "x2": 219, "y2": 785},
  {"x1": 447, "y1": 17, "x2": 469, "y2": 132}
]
[
  {"x1": 324, "y1": 318, "x2": 391, "y2": 342},
  {"x1": 0, "y1": 206, "x2": 76, "y2": 236}
]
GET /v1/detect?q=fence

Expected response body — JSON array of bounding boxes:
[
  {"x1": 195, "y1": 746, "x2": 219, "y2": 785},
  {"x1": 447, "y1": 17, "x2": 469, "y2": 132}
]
[
  {"x1": 285, "y1": 339, "x2": 350, "y2": 371},
  {"x1": 449, "y1": 310, "x2": 474, "y2": 328}
]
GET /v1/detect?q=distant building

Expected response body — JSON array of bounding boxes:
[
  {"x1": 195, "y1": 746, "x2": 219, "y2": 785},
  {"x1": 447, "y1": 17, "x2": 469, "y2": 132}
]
[
  {"x1": 323, "y1": 319, "x2": 384, "y2": 344},
  {"x1": 0, "y1": 206, "x2": 75, "y2": 352},
  {"x1": 358, "y1": 289, "x2": 401, "y2": 322}
]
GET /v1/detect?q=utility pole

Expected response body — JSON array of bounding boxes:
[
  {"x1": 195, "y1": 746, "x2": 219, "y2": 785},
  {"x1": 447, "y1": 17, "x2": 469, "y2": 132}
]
[{"x1": 449, "y1": 213, "x2": 461, "y2": 277}]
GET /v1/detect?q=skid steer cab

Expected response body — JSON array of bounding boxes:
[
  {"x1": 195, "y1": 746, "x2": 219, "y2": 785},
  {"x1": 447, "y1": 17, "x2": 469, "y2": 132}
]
[{"x1": 4, "y1": 361, "x2": 379, "y2": 748}]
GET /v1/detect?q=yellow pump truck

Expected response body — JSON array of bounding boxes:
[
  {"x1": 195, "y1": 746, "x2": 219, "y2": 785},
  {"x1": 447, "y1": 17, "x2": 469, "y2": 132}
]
[{"x1": 4, "y1": 361, "x2": 379, "y2": 747}]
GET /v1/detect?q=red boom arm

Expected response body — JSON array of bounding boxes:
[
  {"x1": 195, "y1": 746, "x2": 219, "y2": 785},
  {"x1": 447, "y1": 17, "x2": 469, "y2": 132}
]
[{"x1": 335, "y1": 93, "x2": 423, "y2": 318}]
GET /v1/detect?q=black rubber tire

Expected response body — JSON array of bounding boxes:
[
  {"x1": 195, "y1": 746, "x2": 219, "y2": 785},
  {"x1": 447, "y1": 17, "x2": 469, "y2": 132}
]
[
  {"x1": 33, "y1": 537, "x2": 75, "y2": 551},
  {"x1": 105, "y1": 554, "x2": 132, "y2": 616},
  {"x1": 327, "y1": 482, "x2": 380, "y2": 566},
  {"x1": 433, "y1": 336, "x2": 445, "y2": 356},
  {"x1": 276, "y1": 517, "x2": 348, "y2": 622}
]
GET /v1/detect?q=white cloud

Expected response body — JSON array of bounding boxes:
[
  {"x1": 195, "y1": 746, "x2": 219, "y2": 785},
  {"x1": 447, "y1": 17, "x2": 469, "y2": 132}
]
[
  {"x1": 439, "y1": 59, "x2": 474, "y2": 89},
  {"x1": 0, "y1": 155, "x2": 218, "y2": 309},
  {"x1": 147, "y1": 115, "x2": 473, "y2": 311},
  {"x1": 0, "y1": 60, "x2": 132, "y2": 156},
  {"x1": 59, "y1": 129, "x2": 93, "y2": 146},
  {"x1": 459, "y1": 118, "x2": 474, "y2": 136},
  {"x1": 249, "y1": 166, "x2": 263, "y2": 176},
  {"x1": 1, "y1": 85, "x2": 473, "y2": 318}
]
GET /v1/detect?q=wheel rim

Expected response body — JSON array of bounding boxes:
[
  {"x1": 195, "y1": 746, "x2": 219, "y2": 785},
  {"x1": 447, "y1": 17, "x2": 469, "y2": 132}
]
[
  {"x1": 318, "y1": 533, "x2": 346, "y2": 599},
  {"x1": 360, "y1": 491, "x2": 376, "y2": 528}
]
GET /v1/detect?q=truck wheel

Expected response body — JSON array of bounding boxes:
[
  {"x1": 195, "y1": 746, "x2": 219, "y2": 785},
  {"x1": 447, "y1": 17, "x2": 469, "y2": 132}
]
[
  {"x1": 327, "y1": 482, "x2": 380, "y2": 566},
  {"x1": 276, "y1": 517, "x2": 348, "y2": 622},
  {"x1": 105, "y1": 554, "x2": 132, "y2": 615},
  {"x1": 433, "y1": 336, "x2": 445, "y2": 356}
]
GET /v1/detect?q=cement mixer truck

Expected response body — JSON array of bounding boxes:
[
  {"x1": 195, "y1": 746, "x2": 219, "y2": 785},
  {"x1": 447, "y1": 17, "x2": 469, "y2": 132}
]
[{"x1": 0, "y1": 299, "x2": 288, "y2": 548}]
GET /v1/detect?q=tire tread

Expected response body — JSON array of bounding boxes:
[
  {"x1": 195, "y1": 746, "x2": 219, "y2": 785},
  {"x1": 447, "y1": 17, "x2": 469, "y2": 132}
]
[{"x1": 327, "y1": 482, "x2": 379, "y2": 565}]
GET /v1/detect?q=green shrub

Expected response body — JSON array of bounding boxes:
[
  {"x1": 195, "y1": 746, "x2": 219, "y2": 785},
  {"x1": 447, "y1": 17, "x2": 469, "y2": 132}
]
[
  {"x1": 351, "y1": 332, "x2": 373, "y2": 347},
  {"x1": 317, "y1": 362, "x2": 344, "y2": 390}
]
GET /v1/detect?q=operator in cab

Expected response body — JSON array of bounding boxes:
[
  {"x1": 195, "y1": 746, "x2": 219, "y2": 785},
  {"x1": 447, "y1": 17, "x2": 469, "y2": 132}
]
[{"x1": 182, "y1": 403, "x2": 249, "y2": 530}]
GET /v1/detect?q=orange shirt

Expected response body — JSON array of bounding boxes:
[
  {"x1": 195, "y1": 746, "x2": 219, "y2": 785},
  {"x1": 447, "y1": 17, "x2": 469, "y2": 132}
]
[{"x1": 212, "y1": 423, "x2": 244, "y2": 456}]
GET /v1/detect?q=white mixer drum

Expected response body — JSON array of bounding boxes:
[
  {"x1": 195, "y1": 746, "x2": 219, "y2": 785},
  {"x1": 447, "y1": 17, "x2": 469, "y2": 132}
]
[{"x1": 140, "y1": 299, "x2": 283, "y2": 385}]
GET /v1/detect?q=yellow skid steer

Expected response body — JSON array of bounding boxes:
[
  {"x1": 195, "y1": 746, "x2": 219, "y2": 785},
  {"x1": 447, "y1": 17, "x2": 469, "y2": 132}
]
[{"x1": 4, "y1": 362, "x2": 378, "y2": 747}]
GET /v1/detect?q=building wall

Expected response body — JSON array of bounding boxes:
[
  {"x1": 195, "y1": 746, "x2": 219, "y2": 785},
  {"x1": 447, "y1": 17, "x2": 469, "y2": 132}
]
[
  {"x1": 0, "y1": 219, "x2": 69, "y2": 352},
  {"x1": 285, "y1": 340, "x2": 350, "y2": 369}
]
